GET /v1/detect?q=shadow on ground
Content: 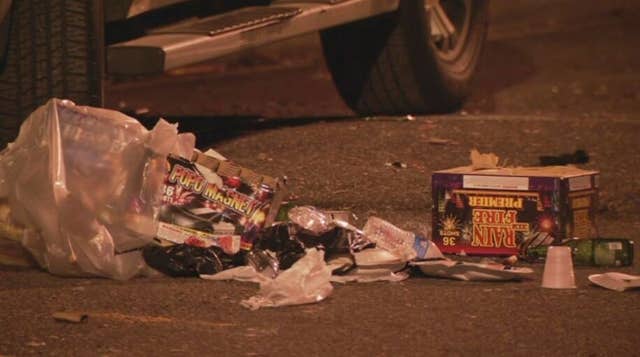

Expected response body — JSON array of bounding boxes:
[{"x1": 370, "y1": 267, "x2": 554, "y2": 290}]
[{"x1": 136, "y1": 115, "x2": 354, "y2": 149}]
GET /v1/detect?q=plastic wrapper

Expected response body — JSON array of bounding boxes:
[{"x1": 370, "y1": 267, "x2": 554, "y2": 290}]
[
  {"x1": 0, "y1": 99, "x2": 195, "y2": 279},
  {"x1": 286, "y1": 206, "x2": 372, "y2": 254},
  {"x1": 202, "y1": 248, "x2": 333, "y2": 310},
  {"x1": 288, "y1": 206, "x2": 334, "y2": 235}
]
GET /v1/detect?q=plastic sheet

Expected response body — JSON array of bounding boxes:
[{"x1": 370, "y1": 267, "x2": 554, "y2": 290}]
[
  {"x1": 410, "y1": 259, "x2": 533, "y2": 281},
  {"x1": 202, "y1": 248, "x2": 333, "y2": 310},
  {"x1": 0, "y1": 99, "x2": 195, "y2": 279}
]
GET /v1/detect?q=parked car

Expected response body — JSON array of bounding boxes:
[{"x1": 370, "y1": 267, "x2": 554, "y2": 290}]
[{"x1": 0, "y1": 0, "x2": 489, "y2": 144}]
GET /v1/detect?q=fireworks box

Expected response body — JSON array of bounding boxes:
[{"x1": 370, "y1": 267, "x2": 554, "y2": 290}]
[
  {"x1": 432, "y1": 166, "x2": 599, "y2": 256},
  {"x1": 156, "y1": 151, "x2": 286, "y2": 254}
]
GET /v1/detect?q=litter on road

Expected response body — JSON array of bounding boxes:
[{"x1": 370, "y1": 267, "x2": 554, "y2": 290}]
[
  {"x1": 52, "y1": 312, "x2": 89, "y2": 324},
  {"x1": 0, "y1": 100, "x2": 635, "y2": 310}
]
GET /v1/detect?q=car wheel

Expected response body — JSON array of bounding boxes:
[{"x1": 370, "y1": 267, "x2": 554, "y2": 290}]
[
  {"x1": 0, "y1": 0, "x2": 104, "y2": 147},
  {"x1": 320, "y1": 0, "x2": 489, "y2": 116}
]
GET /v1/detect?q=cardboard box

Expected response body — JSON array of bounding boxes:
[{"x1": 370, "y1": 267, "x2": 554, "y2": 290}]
[
  {"x1": 156, "y1": 152, "x2": 286, "y2": 254},
  {"x1": 432, "y1": 166, "x2": 599, "y2": 256}
]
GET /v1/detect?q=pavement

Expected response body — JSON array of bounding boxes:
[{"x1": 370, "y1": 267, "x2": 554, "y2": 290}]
[{"x1": 2, "y1": 1, "x2": 640, "y2": 356}]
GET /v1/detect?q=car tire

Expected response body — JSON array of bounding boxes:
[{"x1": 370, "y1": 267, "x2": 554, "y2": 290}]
[
  {"x1": 0, "y1": 0, "x2": 104, "y2": 147},
  {"x1": 320, "y1": 0, "x2": 489, "y2": 116}
]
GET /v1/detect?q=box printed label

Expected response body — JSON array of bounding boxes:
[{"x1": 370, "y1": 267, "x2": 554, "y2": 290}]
[
  {"x1": 463, "y1": 175, "x2": 530, "y2": 191},
  {"x1": 568, "y1": 190, "x2": 598, "y2": 239},
  {"x1": 435, "y1": 189, "x2": 551, "y2": 255},
  {"x1": 158, "y1": 155, "x2": 277, "y2": 252},
  {"x1": 433, "y1": 167, "x2": 599, "y2": 256},
  {"x1": 568, "y1": 175, "x2": 592, "y2": 191},
  {"x1": 157, "y1": 221, "x2": 241, "y2": 254}
]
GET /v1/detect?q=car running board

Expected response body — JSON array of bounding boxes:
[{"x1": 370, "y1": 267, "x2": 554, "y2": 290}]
[{"x1": 107, "y1": 0, "x2": 399, "y2": 75}]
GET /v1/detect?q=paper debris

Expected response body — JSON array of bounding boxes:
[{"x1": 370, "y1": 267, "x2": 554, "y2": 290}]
[
  {"x1": 470, "y1": 149, "x2": 500, "y2": 170},
  {"x1": 53, "y1": 311, "x2": 88, "y2": 323},
  {"x1": 385, "y1": 161, "x2": 407, "y2": 169},
  {"x1": 428, "y1": 137, "x2": 456, "y2": 145}
]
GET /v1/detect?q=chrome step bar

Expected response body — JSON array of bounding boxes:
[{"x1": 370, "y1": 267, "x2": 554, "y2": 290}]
[{"x1": 107, "y1": 0, "x2": 400, "y2": 75}]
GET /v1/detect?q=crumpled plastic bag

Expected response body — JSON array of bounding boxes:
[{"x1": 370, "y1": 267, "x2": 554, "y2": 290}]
[
  {"x1": 202, "y1": 248, "x2": 333, "y2": 310},
  {"x1": 0, "y1": 99, "x2": 195, "y2": 279},
  {"x1": 142, "y1": 244, "x2": 233, "y2": 277}
]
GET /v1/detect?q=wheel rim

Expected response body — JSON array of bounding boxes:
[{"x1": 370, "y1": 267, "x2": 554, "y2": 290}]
[{"x1": 425, "y1": 0, "x2": 472, "y2": 61}]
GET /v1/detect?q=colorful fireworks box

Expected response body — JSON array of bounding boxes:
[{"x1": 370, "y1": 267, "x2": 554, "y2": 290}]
[
  {"x1": 432, "y1": 166, "x2": 599, "y2": 256},
  {"x1": 156, "y1": 151, "x2": 286, "y2": 254}
]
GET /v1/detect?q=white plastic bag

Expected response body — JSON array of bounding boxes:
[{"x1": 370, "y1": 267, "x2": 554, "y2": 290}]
[
  {"x1": 242, "y1": 248, "x2": 333, "y2": 310},
  {"x1": 0, "y1": 99, "x2": 195, "y2": 279},
  {"x1": 202, "y1": 248, "x2": 333, "y2": 310}
]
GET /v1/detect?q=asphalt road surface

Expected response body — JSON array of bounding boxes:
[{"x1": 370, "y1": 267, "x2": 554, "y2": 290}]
[{"x1": 2, "y1": 1, "x2": 640, "y2": 356}]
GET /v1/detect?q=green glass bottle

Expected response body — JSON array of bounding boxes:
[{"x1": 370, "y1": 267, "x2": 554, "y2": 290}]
[
  {"x1": 569, "y1": 238, "x2": 634, "y2": 267},
  {"x1": 523, "y1": 238, "x2": 634, "y2": 267}
]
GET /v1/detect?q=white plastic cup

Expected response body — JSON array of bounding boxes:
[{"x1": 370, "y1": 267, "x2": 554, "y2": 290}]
[{"x1": 541, "y1": 246, "x2": 576, "y2": 289}]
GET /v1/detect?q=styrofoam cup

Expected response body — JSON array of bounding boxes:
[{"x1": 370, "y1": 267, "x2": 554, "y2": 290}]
[{"x1": 541, "y1": 246, "x2": 576, "y2": 289}]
